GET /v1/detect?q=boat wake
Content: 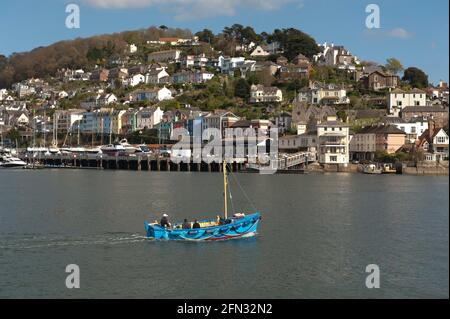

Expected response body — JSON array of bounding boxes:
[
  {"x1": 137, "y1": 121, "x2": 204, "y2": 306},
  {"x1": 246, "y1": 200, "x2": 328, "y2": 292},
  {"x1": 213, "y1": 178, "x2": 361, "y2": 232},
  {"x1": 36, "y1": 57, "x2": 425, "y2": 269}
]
[{"x1": 0, "y1": 233, "x2": 150, "y2": 250}]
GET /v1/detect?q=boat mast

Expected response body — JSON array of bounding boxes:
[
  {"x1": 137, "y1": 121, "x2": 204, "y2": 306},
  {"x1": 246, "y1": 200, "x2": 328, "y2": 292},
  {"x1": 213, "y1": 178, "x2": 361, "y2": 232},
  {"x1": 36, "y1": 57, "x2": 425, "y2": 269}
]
[{"x1": 223, "y1": 159, "x2": 228, "y2": 220}]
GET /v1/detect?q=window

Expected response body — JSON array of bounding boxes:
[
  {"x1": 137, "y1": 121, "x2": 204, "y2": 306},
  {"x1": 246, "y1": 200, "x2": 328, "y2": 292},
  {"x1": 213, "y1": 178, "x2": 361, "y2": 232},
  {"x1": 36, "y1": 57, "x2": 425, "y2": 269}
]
[
  {"x1": 437, "y1": 136, "x2": 447, "y2": 143},
  {"x1": 330, "y1": 156, "x2": 337, "y2": 162}
]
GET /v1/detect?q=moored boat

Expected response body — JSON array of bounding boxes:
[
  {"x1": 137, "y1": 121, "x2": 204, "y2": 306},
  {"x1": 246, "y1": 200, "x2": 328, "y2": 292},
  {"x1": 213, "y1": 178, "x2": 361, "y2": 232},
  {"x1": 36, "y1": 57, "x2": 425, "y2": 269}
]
[
  {"x1": 363, "y1": 164, "x2": 382, "y2": 174},
  {"x1": 0, "y1": 155, "x2": 27, "y2": 168}
]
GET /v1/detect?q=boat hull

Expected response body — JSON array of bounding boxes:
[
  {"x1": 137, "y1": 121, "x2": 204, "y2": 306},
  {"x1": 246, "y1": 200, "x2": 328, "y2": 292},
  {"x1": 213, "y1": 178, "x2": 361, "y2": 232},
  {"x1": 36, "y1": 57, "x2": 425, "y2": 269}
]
[{"x1": 145, "y1": 212, "x2": 261, "y2": 241}]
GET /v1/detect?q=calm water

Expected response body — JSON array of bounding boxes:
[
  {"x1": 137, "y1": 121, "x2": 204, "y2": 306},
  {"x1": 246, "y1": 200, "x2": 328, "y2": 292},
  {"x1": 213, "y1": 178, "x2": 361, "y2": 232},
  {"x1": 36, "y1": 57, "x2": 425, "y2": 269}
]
[{"x1": 0, "y1": 169, "x2": 448, "y2": 298}]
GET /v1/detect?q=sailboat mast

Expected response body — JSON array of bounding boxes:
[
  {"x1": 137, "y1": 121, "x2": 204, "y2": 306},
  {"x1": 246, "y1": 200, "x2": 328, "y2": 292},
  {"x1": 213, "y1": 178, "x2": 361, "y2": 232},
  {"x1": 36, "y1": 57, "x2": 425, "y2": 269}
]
[{"x1": 223, "y1": 159, "x2": 228, "y2": 220}]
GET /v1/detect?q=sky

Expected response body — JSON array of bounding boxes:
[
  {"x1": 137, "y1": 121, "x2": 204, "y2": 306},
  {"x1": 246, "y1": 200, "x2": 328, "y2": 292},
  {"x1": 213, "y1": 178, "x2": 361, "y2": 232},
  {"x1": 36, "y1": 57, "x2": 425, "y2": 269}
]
[{"x1": 0, "y1": 0, "x2": 448, "y2": 84}]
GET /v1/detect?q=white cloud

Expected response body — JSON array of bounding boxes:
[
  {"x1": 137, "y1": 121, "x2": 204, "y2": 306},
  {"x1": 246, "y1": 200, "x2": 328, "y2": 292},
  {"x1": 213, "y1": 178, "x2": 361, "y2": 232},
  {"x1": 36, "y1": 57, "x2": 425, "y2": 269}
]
[
  {"x1": 82, "y1": 0, "x2": 299, "y2": 20},
  {"x1": 386, "y1": 28, "x2": 413, "y2": 39}
]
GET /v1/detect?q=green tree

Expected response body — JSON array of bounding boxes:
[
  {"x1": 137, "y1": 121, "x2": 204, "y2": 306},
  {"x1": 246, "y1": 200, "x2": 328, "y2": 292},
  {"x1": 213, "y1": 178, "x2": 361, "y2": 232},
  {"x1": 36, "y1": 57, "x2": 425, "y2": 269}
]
[
  {"x1": 384, "y1": 58, "x2": 404, "y2": 75},
  {"x1": 402, "y1": 67, "x2": 429, "y2": 88},
  {"x1": 234, "y1": 78, "x2": 250, "y2": 99},
  {"x1": 195, "y1": 29, "x2": 215, "y2": 44},
  {"x1": 270, "y1": 28, "x2": 320, "y2": 60}
]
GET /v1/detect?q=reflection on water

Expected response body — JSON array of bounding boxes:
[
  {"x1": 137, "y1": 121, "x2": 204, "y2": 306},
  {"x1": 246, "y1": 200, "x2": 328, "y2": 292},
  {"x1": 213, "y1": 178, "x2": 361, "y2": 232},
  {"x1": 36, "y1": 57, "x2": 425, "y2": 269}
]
[{"x1": 0, "y1": 170, "x2": 448, "y2": 298}]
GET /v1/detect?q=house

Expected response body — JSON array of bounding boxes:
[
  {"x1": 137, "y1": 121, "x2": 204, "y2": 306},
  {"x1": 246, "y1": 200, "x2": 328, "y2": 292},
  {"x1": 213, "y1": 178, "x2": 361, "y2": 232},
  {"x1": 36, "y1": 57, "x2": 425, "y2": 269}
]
[
  {"x1": 12, "y1": 83, "x2": 35, "y2": 98},
  {"x1": 129, "y1": 87, "x2": 173, "y2": 102},
  {"x1": 317, "y1": 115, "x2": 350, "y2": 165},
  {"x1": 128, "y1": 65, "x2": 148, "y2": 76},
  {"x1": 203, "y1": 110, "x2": 240, "y2": 138},
  {"x1": 90, "y1": 69, "x2": 109, "y2": 82},
  {"x1": 53, "y1": 109, "x2": 84, "y2": 133},
  {"x1": 297, "y1": 82, "x2": 349, "y2": 105},
  {"x1": 314, "y1": 42, "x2": 360, "y2": 70},
  {"x1": 111, "y1": 110, "x2": 127, "y2": 135},
  {"x1": 291, "y1": 101, "x2": 337, "y2": 133},
  {"x1": 253, "y1": 61, "x2": 280, "y2": 76},
  {"x1": 218, "y1": 56, "x2": 246, "y2": 74},
  {"x1": 389, "y1": 117, "x2": 429, "y2": 144},
  {"x1": 120, "y1": 109, "x2": 139, "y2": 134},
  {"x1": 250, "y1": 46, "x2": 270, "y2": 57},
  {"x1": 273, "y1": 112, "x2": 292, "y2": 134},
  {"x1": 278, "y1": 63, "x2": 311, "y2": 82},
  {"x1": 416, "y1": 121, "x2": 449, "y2": 161},
  {"x1": 108, "y1": 68, "x2": 128, "y2": 81},
  {"x1": 249, "y1": 84, "x2": 282, "y2": 103},
  {"x1": 129, "y1": 44, "x2": 138, "y2": 54},
  {"x1": 400, "y1": 105, "x2": 448, "y2": 127},
  {"x1": 145, "y1": 69, "x2": 170, "y2": 84},
  {"x1": 0, "y1": 89, "x2": 9, "y2": 101},
  {"x1": 125, "y1": 74, "x2": 146, "y2": 87},
  {"x1": 349, "y1": 125, "x2": 406, "y2": 160},
  {"x1": 361, "y1": 71, "x2": 399, "y2": 91},
  {"x1": 388, "y1": 88, "x2": 427, "y2": 116},
  {"x1": 98, "y1": 93, "x2": 118, "y2": 107},
  {"x1": 136, "y1": 107, "x2": 164, "y2": 130},
  {"x1": 148, "y1": 50, "x2": 181, "y2": 63},
  {"x1": 292, "y1": 54, "x2": 310, "y2": 65}
]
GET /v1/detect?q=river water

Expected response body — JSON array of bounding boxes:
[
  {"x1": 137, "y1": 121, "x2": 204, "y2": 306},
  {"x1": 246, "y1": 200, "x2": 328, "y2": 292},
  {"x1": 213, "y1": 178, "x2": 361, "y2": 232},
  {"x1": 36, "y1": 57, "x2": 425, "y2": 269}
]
[{"x1": 0, "y1": 169, "x2": 448, "y2": 298}]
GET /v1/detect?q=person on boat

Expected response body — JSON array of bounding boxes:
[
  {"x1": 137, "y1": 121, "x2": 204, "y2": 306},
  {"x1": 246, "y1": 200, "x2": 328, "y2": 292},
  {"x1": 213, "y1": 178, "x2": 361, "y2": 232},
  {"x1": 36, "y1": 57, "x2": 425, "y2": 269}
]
[
  {"x1": 192, "y1": 220, "x2": 201, "y2": 229},
  {"x1": 182, "y1": 219, "x2": 191, "y2": 229},
  {"x1": 160, "y1": 214, "x2": 171, "y2": 228}
]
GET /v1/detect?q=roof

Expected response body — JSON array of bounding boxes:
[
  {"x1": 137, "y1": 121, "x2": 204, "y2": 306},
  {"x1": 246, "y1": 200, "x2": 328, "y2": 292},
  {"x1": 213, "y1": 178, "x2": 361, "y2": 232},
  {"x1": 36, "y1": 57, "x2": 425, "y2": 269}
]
[
  {"x1": 230, "y1": 119, "x2": 252, "y2": 128},
  {"x1": 390, "y1": 88, "x2": 426, "y2": 94},
  {"x1": 401, "y1": 105, "x2": 447, "y2": 113},
  {"x1": 357, "y1": 125, "x2": 406, "y2": 135}
]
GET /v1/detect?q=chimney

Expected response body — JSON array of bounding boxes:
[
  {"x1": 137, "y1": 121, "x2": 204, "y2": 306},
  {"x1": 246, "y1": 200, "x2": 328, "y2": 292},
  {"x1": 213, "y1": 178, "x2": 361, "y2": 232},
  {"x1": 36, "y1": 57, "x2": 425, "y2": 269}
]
[{"x1": 428, "y1": 119, "x2": 436, "y2": 140}]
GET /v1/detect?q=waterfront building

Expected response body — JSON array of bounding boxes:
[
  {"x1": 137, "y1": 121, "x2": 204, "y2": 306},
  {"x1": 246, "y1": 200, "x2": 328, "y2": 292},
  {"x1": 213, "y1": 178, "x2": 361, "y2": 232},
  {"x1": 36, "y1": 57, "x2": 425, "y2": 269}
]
[
  {"x1": 203, "y1": 111, "x2": 240, "y2": 139},
  {"x1": 54, "y1": 109, "x2": 84, "y2": 133},
  {"x1": 317, "y1": 116, "x2": 350, "y2": 165},
  {"x1": 120, "y1": 109, "x2": 139, "y2": 134},
  {"x1": 136, "y1": 107, "x2": 164, "y2": 130},
  {"x1": 416, "y1": 121, "x2": 449, "y2": 162},
  {"x1": 349, "y1": 125, "x2": 407, "y2": 160}
]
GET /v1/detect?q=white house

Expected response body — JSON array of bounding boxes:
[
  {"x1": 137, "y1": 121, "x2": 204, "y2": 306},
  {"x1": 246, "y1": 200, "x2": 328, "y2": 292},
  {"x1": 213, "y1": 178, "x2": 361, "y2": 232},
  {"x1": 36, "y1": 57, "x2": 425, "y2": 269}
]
[
  {"x1": 218, "y1": 56, "x2": 246, "y2": 74},
  {"x1": 145, "y1": 69, "x2": 170, "y2": 84},
  {"x1": 0, "y1": 89, "x2": 9, "y2": 101},
  {"x1": 98, "y1": 93, "x2": 118, "y2": 106},
  {"x1": 157, "y1": 87, "x2": 173, "y2": 101},
  {"x1": 388, "y1": 88, "x2": 427, "y2": 116},
  {"x1": 126, "y1": 74, "x2": 146, "y2": 87},
  {"x1": 250, "y1": 45, "x2": 270, "y2": 57},
  {"x1": 392, "y1": 118, "x2": 428, "y2": 144},
  {"x1": 297, "y1": 82, "x2": 349, "y2": 105},
  {"x1": 250, "y1": 85, "x2": 283, "y2": 103},
  {"x1": 129, "y1": 44, "x2": 138, "y2": 54},
  {"x1": 316, "y1": 115, "x2": 350, "y2": 165},
  {"x1": 314, "y1": 42, "x2": 360, "y2": 70}
]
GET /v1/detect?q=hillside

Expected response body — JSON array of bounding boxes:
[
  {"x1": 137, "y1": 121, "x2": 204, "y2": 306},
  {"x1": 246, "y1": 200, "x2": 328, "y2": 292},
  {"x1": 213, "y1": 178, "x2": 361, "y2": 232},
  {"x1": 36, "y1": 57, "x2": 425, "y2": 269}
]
[{"x1": 0, "y1": 25, "x2": 320, "y2": 89}]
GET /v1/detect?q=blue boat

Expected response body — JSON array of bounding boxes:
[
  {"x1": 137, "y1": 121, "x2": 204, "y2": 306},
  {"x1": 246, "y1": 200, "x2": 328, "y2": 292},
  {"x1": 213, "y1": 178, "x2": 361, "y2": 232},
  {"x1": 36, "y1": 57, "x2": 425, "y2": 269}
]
[{"x1": 144, "y1": 160, "x2": 262, "y2": 241}]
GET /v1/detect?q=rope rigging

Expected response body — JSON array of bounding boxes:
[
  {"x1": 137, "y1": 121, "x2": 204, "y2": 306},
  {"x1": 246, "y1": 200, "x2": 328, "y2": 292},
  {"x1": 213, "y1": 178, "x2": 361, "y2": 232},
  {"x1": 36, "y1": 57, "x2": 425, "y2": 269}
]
[{"x1": 226, "y1": 163, "x2": 258, "y2": 213}]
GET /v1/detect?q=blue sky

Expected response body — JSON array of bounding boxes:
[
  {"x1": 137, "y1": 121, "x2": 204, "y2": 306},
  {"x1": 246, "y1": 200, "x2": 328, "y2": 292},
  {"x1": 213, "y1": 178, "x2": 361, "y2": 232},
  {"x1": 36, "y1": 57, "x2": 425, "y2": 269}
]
[{"x1": 0, "y1": 0, "x2": 448, "y2": 84}]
